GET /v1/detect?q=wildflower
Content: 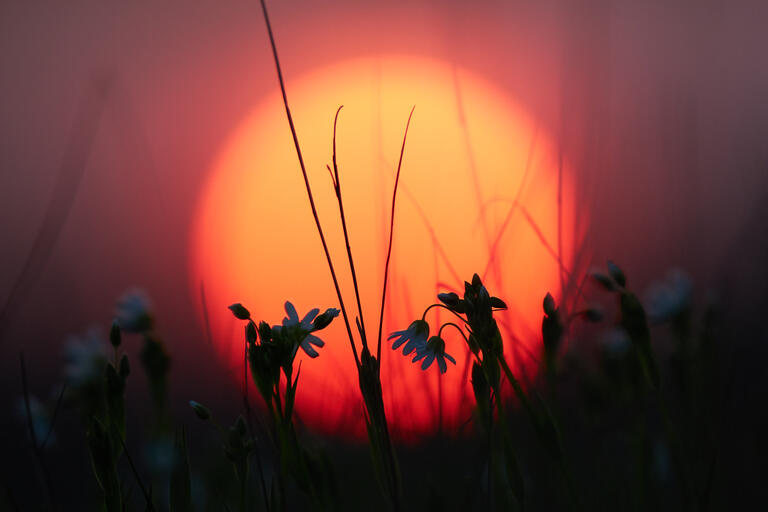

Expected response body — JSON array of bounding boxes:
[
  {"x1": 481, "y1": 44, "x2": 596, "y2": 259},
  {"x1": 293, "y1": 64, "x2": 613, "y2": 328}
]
[
  {"x1": 63, "y1": 328, "x2": 107, "y2": 387},
  {"x1": 115, "y1": 289, "x2": 153, "y2": 333},
  {"x1": 601, "y1": 327, "x2": 631, "y2": 357},
  {"x1": 412, "y1": 336, "x2": 456, "y2": 373},
  {"x1": 388, "y1": 319, "x2": 429, "y2": 356},
  {"x1": 279, "y1": 301, "x2": 328, "y2": 358},
  {"x1": 143, "y1": 435, "x2": 176, "y2": 474},
  {"x1": 644, "y1": 269, "x2": 692, "y2": 323}
]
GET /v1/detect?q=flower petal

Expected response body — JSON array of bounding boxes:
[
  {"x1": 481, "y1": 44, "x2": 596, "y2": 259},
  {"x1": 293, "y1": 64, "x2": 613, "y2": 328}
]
[
  {"x1": 301, "y1": 308, "x2": 320, "y2": 328},
  {"x1": 300, "y1": 340, "x2": 319, "y2": 358},
  {"x1": 304, "y1": 334, "x2": 325, "y2": 348},
  {"x1": 444, "y1": 353, "x2": 456, "y2": 365},
  {"x1": 437, "y1": 356, "x2": 447, "y2": 374},
  {"x1": 421, "y1": 353, "x2": 435, "y2": 370},
  {"x1": 284, "y1": 301, "x2": 299, "y2": 323}
]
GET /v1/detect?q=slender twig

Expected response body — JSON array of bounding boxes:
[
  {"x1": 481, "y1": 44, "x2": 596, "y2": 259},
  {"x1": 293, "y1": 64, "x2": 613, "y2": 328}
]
[
  {"x1": 330, "y1": 106, "x2": 369, "y2": 350},
  {"x1": 116, "y1": 434, "x2": 156, "y2": 512},
  {"x1": 40, "y1": 383, "x2": 66, "y2": 450},
  {"x1": 378, "y1": 155, "x2": 463, "y2": 284},
  {"x1": 480, "y1": 125, "x2": 538, "y2": 282},
  {"x1": 376, "y1": 106, "x2": 416, "y2": 360},
  {"x1": 557, "y1": 147, "x2": 566, "y2": 302},
  {"x1": 0, "y1": 81, "x2": 110, "y2": 342},
  {"x1": 200, "y1": 281, "x2": 214, "y2": 348},
  {"x1": 258, "y1": 0, "x2": 360, "y2": 368},
  {"x1": 421, "y1": 303, "x2": 470, "y2": 325}
]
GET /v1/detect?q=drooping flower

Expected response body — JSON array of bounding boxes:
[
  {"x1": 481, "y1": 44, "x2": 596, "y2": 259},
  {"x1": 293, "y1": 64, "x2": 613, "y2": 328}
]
[
  {"x1": 411, "y1": 335, "x2": 456, "y2": 374},
  {"x1": 388, "y1": 320, "x2": 429, "y2": 356}
]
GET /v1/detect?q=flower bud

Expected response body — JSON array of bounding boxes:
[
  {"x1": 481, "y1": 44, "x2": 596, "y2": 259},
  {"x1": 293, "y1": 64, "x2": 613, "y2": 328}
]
[
  {"x1": 228, "y1": 303, "x2": 250, "y2": 320},
  {"x1": 607, "y1": 260, "x2": 626, "y2": 288},
  {"x1": 109, "y1": 320, "x2": 121, "y2": 348},
  {"x1": 245, "y1": 321, "x2": 258, "y2": 344},
  {"x1": 312, "y1": 308, "x2": 340, "y2": 331},
  {"x1": 543, "y1": 293, "x2": 557, "y2": 316},
  {"x1": 188, "y1": 400, "x2": 211, "y2": 421}
]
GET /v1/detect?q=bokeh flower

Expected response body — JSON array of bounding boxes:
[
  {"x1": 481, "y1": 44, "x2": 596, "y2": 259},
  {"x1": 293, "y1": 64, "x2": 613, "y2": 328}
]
[
  {"x1": 115, "y1": 288, "x2": 153, "y2": 333},
  {"x1": 63, "y1": 327, "x2": 108, "y2": 387},
  {"x1": 644, "y1": 269, "x2": 692, "y2": 323}
]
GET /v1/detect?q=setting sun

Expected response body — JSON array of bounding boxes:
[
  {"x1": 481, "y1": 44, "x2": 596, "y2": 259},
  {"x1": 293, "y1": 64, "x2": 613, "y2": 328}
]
[{"x1": 191, "y1": 55, "x2": 577, "y2": 440}]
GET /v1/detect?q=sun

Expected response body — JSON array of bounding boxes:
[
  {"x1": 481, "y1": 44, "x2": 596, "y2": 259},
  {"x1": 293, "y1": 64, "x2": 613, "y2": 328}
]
[{"x1": 191, "y1": 55, "x2": 578, "y2": 440}]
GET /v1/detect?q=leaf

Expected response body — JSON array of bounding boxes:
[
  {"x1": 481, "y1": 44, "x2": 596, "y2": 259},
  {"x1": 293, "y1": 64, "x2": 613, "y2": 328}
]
[{"x1": 169, "y1": 429, "x2": 192, "y2": 512}]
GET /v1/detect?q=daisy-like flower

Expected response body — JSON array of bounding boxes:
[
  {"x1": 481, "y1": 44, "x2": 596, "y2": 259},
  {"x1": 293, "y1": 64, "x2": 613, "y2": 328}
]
[
  {"x1": 388, "y1": 320, "x2": 429, "y2": 356},
  {"x1": 412, "y1": 335, "x2": 456, "y2": 374},
  {"x1": 115, "y1": 289, "x2": 153, "y2": 333},
  {"x1": 644, "y1": 269, "x2": 692, "y2": 323},
  {"x1": 277, "y1": 301, "x2": 330, "y2": 358},
  {"x1": 63, "y1": 328, "x2": 107, "y2": 387}
]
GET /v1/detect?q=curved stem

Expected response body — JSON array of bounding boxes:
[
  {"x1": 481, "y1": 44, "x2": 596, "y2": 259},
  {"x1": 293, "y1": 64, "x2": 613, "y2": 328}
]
[
  {"x1": 421, "y1": 303, "x2": 469, "y2": 325},
  {"x1": 376, "y1": 106, "x2": 415, "y2": 360},
  {"x1": 331, "y1": 106, "x2": 369, "y2": 350},
  {"x1": 438, "y1": 322, "x2": 470, "y2": 344}
]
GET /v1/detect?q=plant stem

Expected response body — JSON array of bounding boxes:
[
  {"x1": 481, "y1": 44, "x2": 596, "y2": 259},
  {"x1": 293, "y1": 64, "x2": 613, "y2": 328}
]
[
  {"x1": 330, "y1": 106, "x2": 370, "y2": 350},
  {"x1": 376, "y1": 106, "x2": 415, "y2": 360},
  {"x1": 257, "y1": 0, "x2": 360, "y2": 369}
]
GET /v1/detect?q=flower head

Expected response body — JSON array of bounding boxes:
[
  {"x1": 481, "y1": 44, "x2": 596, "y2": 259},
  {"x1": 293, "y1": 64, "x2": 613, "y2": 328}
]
[
  {"x1": 63, "y1": 328, "x2": 108, "y2": 387},
  {"x1": 388, "y1": 320, "x2": 429, "y2": 356},
  {"x1": 412, "y1": 335, "x2": 456, "y2": 374},
  {"x1": 275, "y1": 301, "x2": 328, "y2": 358},
  {"x1": 115, "y1": 289, "x2": 153, "y2": 333},
  {"x1": 644, "y1": 269, "x2": 692, "y2": 323}
]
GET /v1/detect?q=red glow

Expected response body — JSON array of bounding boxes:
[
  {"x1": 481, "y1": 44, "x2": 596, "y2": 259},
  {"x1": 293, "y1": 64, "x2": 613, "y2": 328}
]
[{"x1": 191, "y1": 56, "x2": 579, "y2": 440}]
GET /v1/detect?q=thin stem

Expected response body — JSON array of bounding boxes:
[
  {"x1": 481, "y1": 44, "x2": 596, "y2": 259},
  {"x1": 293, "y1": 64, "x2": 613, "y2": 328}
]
[
  {"x1": 258, "y1": 0, "x2": 360, "y2": 368},
  {"x1": 438, "y1": 322, "x2": 471, "y2": 345},
  {"x1": 557, "y1": 147, "x2": 566, "y2": 301},
  {"x1": 376, "y1": 106, "x2": 415, "y2": 360},
  {"x1": 331, "y1": 105, "x2": 369, "y2": 350},
  {"x1": 116, "y1": 433, "x2": 156, "y2": 512},
  {"x1": 40, "y1": 383, "x2": 66, "y2": 450},
  {"x1": 421, "y1": 303, "x2": 469, "y2": 325}
]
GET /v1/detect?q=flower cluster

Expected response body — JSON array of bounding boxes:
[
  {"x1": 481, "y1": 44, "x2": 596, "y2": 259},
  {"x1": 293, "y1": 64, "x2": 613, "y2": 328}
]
[
  {"x1": 228, "y1": 301, "x2": 339, "y2": 422},
  {"x1": 388, "y1": 273, "x2": 507, "y2": 375}
]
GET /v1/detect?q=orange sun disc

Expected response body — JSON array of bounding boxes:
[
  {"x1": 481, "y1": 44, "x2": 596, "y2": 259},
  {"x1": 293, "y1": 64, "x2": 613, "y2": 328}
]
[{"x1": 191, "y1": 55, "x2": 579, "y2": 441}]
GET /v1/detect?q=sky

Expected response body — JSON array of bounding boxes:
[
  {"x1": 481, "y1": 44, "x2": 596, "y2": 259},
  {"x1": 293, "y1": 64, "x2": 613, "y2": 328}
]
[{"x1": 1, "y1": 0, "x2": 767, "y2": 434}]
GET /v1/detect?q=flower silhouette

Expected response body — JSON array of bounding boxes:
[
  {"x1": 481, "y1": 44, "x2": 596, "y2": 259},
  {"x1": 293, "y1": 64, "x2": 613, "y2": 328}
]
[
  {"x1": 412, "y1": 335, "x2": 456, "y2": 373},
  {"x1": 388, "y1": 320, "x2": 429, "y2": 356},
  {"x1": 278, "y1": 301, "x2": 333, "y2": 358}
]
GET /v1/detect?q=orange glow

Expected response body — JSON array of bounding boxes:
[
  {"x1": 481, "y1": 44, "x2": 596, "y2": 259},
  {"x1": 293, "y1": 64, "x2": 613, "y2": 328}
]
[{"x1": 191, "y1": 56, "x2": 578, "y2": 440}]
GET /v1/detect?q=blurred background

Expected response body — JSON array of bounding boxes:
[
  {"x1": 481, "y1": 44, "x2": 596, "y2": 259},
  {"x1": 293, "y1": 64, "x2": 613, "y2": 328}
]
[{"x1": 1, "y1": 0, "x2": 767, "y2": 509}]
